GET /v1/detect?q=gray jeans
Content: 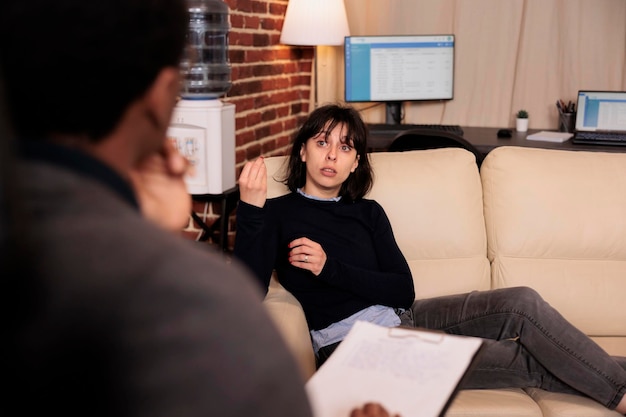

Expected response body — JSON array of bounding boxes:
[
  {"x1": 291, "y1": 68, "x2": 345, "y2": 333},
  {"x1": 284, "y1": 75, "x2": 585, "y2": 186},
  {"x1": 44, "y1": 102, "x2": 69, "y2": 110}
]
[{"x1": 408, "y1": 286, "x2": 626, "y2": 410}]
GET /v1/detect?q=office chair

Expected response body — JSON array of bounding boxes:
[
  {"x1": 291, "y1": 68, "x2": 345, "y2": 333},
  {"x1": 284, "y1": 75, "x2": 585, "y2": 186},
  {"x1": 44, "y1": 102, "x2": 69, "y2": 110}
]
[{"x1": 387, "y1": 128, "x2": 484, "y2": 168}]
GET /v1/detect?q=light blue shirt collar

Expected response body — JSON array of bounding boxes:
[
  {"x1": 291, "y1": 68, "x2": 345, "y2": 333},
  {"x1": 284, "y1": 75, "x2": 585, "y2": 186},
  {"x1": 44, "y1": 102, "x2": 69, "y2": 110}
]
[{"x1": 296, "y1": 187, "x2": 341, "y2": 202}]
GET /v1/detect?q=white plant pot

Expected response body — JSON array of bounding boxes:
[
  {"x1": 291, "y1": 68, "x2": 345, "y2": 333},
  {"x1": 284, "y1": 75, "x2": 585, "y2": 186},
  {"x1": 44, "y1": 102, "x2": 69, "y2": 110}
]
[{"x1": 516, "y1": 118, "x2": 529, "y2": 132}]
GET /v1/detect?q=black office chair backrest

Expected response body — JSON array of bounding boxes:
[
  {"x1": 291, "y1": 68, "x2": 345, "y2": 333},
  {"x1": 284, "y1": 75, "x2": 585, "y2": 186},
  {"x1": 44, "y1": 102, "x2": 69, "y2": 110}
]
[{"x1": 387, "y1": 128, "x2": 484, "y2": 168}]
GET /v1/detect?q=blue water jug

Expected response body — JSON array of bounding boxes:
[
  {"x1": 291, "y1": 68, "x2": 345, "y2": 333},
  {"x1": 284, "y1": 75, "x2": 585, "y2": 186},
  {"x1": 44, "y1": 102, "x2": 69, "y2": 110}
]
[{"x1": 180, "y1": 0, "x2": 232, "y2": 99}]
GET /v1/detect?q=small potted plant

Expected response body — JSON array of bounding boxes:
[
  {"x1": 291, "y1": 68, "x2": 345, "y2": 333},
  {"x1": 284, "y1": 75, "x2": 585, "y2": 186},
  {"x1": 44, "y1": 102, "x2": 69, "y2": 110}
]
[{"x1": 516, "y1": 109, "x2": 529, "y2": 132}]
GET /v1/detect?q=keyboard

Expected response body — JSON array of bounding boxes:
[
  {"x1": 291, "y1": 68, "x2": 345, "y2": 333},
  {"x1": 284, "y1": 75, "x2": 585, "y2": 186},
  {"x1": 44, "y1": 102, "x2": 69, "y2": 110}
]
[
  {"x1": 368, "y1": 123, "x2": 464, "y2": 137},
  {"x1": 573, "y1": 131, "x2": 626, "y2": 146}
]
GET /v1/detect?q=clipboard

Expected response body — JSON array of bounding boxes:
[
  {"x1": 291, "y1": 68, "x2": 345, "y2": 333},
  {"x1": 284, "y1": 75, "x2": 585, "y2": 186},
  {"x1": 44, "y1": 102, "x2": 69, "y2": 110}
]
[{"x1": 305, "y1": 321, "x2": 484, "y2": 417}]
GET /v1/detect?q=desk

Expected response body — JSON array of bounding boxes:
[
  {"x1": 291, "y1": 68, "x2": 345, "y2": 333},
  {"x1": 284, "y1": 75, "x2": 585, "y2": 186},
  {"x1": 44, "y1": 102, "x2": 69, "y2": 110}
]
[
  {"x1": 191, "y1": 186, "x2": 239, "y2": 252},
  {"x1": 368, "y1": 126, "x2": 626, "y2": 155}
]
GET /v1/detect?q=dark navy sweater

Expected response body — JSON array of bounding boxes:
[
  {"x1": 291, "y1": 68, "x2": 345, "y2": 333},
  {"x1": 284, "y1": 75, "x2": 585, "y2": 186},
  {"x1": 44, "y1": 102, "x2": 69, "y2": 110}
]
[{"x1": 234, "y1": 192, "x2": 415, "y2": 331}]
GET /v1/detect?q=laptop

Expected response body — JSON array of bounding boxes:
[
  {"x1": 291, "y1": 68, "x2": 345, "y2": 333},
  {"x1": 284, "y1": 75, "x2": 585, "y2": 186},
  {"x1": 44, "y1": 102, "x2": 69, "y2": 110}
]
[{"x1": 572, "y1": 90, "x2": 626, "y2": 146}]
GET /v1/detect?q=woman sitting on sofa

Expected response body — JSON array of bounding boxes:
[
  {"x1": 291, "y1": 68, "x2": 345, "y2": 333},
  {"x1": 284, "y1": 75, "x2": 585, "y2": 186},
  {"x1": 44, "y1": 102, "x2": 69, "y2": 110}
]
[{"x1": 233, "y1": 104, "x2": 626, "y2": 414}]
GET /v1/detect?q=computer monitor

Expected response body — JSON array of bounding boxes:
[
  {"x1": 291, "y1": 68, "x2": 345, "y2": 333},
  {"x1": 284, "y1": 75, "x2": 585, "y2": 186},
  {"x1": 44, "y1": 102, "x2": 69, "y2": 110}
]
[{"x1": 344, "y1": 34, "x2": 455, "y2": 124}]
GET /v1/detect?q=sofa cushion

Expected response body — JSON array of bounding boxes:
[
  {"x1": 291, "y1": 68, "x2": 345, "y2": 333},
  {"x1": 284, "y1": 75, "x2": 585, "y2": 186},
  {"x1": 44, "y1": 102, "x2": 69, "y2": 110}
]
[
  {"x1": 264, "y1": 156, "x2": 290, "y2": 198},
  {"x1": 481, "y1": 147, "x2": 626, "y2": 353},
  {"x1": 524, "y1": 388, "x2": 623, "y2": 417},
  {"x1": 446, "y1": 388, "x2": 542, "y2": 417},
  {"x1": 366, "y1": 149, "x2": 490, "y2": 299}
]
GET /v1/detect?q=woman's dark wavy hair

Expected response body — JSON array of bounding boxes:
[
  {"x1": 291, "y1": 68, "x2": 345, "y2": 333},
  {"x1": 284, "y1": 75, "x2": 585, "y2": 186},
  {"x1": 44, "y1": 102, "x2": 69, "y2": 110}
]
[{"x1": 283, "y1": 104, "x2": 373, "y2": 202}]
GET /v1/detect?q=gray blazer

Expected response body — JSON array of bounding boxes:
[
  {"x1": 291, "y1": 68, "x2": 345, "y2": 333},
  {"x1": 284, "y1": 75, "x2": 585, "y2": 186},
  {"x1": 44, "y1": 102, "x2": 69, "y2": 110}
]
[{"x1": 13, "y1": 157, "x2": 312, "y2": 417}]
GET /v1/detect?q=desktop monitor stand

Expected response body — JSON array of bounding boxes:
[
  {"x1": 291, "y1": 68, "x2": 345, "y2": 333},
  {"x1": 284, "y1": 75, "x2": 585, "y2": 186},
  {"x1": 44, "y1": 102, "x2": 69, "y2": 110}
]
[{"x1": 385, "y1": 101, "x2": 403, "y2": 125}]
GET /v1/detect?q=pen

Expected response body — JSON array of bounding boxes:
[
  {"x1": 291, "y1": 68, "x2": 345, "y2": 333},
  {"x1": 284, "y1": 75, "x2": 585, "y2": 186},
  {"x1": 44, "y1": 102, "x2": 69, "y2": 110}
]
[{"x1": 557, "y1": 99, "x2": 576, "y2": 114}]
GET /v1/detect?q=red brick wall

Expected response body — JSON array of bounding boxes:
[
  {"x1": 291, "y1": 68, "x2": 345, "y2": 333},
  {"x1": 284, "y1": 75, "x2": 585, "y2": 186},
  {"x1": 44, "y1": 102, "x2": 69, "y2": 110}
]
[{"x1": 182, "y1": 0, "x2": 313, "y2": 249}]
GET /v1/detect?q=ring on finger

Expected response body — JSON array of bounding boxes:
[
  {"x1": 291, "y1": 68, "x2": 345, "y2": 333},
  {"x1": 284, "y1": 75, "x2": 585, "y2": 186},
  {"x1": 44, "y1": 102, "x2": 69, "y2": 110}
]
[{"x1": 304, "y1": 255, "x2": 308, "y2": 263}]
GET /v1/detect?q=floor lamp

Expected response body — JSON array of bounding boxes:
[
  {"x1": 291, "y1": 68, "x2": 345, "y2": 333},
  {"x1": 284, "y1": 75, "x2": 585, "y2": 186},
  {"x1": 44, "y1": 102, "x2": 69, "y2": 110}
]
[{"x1": 279, "y1": 0, "x2": 350, "y2": 108}]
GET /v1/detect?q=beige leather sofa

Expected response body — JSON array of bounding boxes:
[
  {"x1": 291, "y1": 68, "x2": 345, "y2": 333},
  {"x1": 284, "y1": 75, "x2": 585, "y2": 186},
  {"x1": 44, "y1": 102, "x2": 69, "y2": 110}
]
[{"x1": 261, "y1": 146, "x2": 626, "y2": 417}]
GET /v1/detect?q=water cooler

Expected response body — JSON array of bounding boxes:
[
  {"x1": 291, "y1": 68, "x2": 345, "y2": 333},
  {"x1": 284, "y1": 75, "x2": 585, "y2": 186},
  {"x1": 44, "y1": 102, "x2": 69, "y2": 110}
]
[{"x1": 167, "y1": 0, "x2": 235, "y2": 195}]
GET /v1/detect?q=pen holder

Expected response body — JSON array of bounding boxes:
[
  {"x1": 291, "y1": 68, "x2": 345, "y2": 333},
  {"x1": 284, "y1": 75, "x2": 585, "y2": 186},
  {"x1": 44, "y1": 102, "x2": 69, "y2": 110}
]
[{"x1": 559, "y1": 112, "x2": 576, "y2": 133}]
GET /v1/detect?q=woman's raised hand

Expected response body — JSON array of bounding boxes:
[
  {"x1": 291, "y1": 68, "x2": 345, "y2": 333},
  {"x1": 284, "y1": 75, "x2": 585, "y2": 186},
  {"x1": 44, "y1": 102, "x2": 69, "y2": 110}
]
[{"x1": 239, "y1": 157, "x2": 267, "y2": 208}]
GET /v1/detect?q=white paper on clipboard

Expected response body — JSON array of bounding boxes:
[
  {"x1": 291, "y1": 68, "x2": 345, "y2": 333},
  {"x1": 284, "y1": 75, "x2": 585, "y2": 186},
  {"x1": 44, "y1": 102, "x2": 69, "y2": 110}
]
[{"x1": 305, "y1": 321, "x2": 483, "y2": 417}]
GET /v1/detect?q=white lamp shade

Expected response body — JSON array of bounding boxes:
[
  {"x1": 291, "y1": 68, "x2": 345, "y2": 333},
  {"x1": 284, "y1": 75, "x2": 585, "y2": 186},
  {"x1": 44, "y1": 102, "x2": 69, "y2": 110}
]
[{"x1": 280, "y1": 0, "x2": 350, "y2": 46}]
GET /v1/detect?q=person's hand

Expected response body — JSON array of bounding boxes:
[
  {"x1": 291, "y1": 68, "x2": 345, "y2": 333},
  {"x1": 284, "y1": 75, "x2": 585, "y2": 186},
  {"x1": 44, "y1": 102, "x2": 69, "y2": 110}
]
[
  {"x1": 288, "y1": 237, "x2": 327, "y2": 276},
  {"x1": 350, "y1": 403, "x2": 401, "y2": 417},
  {"x1": 238, "y1": 157, "x2": 267, "y2": 208},
  {"x1": 129, "y1": 140, "x2": 192, "y2": 232}
]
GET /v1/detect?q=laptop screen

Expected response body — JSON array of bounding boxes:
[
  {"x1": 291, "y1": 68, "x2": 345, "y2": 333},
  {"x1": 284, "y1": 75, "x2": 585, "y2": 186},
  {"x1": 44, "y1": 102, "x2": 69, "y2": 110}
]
[{"x1": 575, "y1": 91, "x2": 626, "y2": 133}]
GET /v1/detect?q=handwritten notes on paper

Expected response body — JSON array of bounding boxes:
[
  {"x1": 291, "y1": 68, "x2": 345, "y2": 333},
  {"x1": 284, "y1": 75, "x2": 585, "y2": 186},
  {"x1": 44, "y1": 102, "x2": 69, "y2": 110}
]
[{"x1": 305, "y1": 321, "x2": 483, "y2": 417}]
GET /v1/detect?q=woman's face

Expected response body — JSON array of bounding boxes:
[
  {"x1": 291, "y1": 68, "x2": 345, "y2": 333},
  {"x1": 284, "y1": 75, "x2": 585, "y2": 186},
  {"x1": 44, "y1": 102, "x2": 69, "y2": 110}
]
[{"x1": 300, "y1": 122, "x2": 359, "y2": 199}]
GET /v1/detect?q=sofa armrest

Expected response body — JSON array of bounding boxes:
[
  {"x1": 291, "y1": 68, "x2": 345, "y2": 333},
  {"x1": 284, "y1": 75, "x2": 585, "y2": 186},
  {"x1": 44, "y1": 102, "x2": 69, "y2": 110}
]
[{"x1": 263, "y1": 274, "x2": 316, "y2": 380}]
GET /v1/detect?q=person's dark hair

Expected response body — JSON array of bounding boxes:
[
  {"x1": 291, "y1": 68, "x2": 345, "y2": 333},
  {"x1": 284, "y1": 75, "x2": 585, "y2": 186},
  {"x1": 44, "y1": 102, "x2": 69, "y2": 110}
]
[
  {"x1": 0, "y1": 0, "x2": 188, "y2": 142},
  {"x1": 283, "y1": 104, "x2": 373, "y2": 202}
]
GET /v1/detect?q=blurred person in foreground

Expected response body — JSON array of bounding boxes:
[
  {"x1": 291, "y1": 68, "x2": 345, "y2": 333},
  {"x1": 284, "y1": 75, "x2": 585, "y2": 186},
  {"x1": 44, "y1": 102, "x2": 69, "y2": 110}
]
[{"x1": 0, "y1": 0, "x2": 403, "y2": 416}]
